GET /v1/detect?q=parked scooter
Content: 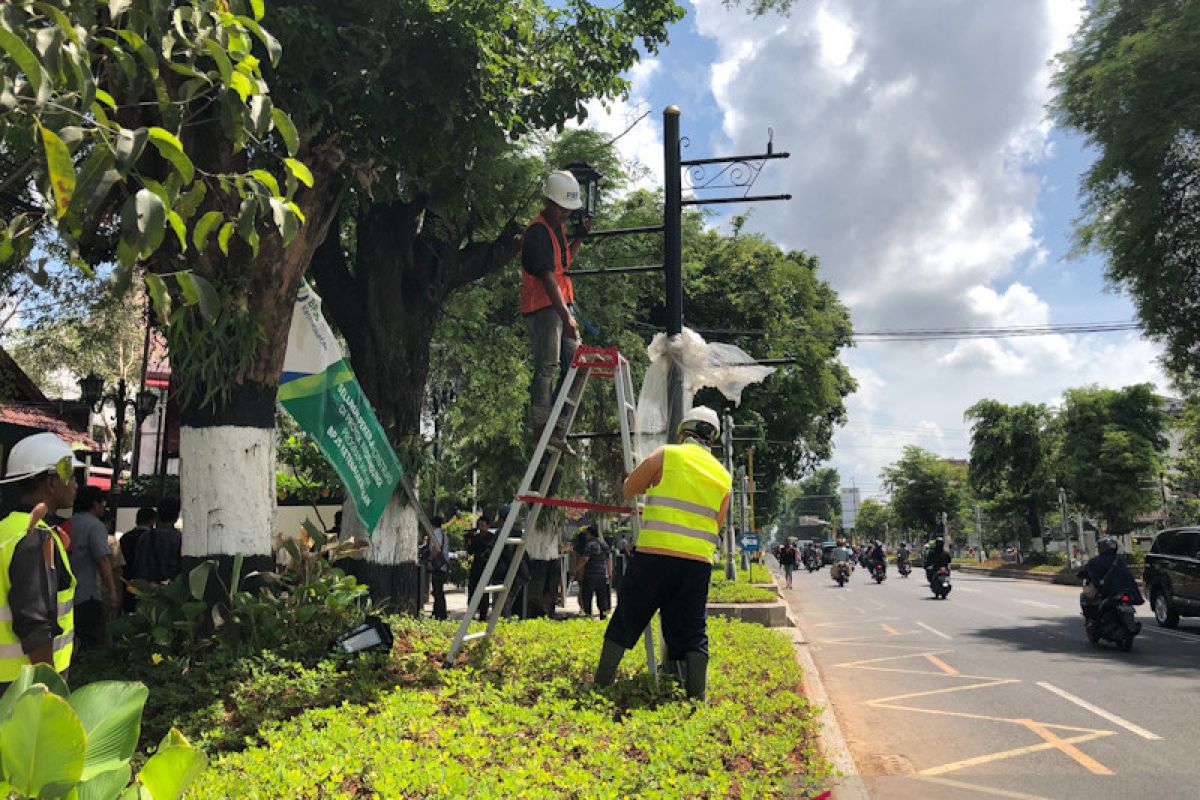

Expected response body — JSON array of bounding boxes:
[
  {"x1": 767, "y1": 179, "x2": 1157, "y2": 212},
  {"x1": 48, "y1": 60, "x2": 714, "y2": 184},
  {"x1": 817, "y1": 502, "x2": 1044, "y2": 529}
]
[
  {"x1": 930, "y1": 566, "x2": 952, "y2": 599},
  {"x1": 832, "y1": 562, "x2": 851, "y2": 587},
  {"x1": 1080, "y1": 581, "x2": 1141, "y2": 652}
]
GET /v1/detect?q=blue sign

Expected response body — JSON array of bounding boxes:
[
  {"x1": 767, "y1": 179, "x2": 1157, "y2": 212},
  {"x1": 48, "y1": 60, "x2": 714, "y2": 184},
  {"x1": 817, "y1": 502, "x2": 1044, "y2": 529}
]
[{"x1": 740, "y1": 533, "x2": 760, "y2": 552}]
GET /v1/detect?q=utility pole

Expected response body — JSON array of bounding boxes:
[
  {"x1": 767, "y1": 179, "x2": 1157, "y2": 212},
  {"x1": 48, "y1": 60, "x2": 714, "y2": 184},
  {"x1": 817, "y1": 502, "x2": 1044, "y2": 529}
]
[
  {"x1": 1077, "y1": 511, "x2": 1087, "y2": 557},
  {"x1": 663, "y1": 107, "x2": 685, "y2": 441},
  {"x1": 1059, "y1": 487, "x2": 1071, "y2": 564},
  {"x1": 1159, "y1": 472, "x2": 1169, "y2": 526},
  {"x1": 740, "y1": 471, "x2": 751, "y2": 571},
  {"x1": 975, "y1": 505, "x2": 983, "y2": 562},
  {"x1": 734, "y1": 465, "x2": 746, "y2": 575},
  {"x1": 723, "y1": 410, "x2": 736, "y2": 579}
]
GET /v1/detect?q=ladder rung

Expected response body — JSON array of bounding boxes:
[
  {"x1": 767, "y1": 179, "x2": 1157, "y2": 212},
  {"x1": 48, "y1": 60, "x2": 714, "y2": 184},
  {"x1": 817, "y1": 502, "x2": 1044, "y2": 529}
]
[
  {"x1": 483, "y1": 584, "x2": 507, "y2": 593},
  {"x1": 463, "y1": 632, "x2": 487, "y2": 642},
  {"x1": 505, "y1": 537, "x2": 524, "y2": 545}
]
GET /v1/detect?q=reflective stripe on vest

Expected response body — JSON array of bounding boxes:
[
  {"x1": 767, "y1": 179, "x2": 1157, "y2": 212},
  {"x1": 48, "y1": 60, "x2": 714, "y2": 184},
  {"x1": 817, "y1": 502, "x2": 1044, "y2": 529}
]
[
  {"x1": 0, "y1": 512, "x2": 76, "y2": 682},
  {"x1": 637, "y1": 443, "x2": 731, "y2": 563},
  {"x1": 520, "y1": 215, "x2": 575, "y2": 314}
]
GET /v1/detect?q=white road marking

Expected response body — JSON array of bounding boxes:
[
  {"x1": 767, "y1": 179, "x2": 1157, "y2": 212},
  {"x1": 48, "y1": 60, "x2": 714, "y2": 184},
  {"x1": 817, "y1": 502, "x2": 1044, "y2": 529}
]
[
  {"x1": 1142, "y1": 627, "x2": 1200, "y2": 643},
  {"x1": 916, "y1": 621, "x2": 952, "y2": 640},
  {"x1": 1016, "y1": 599, "x2": 1061, "y2": 610},
  {"x1": 1037, "y1": 682, "x2": 1162, "y2": 741},
  {"x1": 956, "y1": 587, "x2": 981, "y2": 593}
]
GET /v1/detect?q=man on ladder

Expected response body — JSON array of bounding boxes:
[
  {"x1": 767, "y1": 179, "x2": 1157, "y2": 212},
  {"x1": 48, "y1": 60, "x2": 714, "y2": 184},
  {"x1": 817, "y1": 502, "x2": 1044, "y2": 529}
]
[
  {"x1": 522, "y1": 170, "x2": 592, "y2": 453},
  {"x1": 593, "y1": 407, "x2": 732, "y2": 702}
]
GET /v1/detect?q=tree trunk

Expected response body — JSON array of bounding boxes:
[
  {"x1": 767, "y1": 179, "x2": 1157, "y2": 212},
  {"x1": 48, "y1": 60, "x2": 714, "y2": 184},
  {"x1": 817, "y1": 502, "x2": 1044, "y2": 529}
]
[
  {"x1": 1024, "y1": 499, "x2": 1044, "y2": 549},
  {"x1": 311, "y1": 201, "x2": 521, "y2": 610},
  {"x1": 338, "y1": 495, "x2": 421, "y2": 613}
]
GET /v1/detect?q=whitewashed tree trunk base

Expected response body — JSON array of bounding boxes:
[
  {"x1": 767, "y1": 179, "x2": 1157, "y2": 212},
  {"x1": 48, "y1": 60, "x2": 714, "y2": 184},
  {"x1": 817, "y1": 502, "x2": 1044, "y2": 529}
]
[{"x1": 341, "y1": 494, "x2": 420, "y2": 613}]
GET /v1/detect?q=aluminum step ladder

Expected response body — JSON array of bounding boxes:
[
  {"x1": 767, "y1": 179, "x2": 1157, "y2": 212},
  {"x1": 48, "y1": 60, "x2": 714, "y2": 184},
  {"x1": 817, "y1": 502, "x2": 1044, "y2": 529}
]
[{"x1": 444, "y1": 345, "x2": 658, "y2": 675}]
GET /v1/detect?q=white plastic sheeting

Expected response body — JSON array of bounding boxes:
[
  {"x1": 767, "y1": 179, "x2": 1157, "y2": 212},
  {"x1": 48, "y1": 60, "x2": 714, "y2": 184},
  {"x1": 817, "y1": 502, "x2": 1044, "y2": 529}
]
[{"x1": 635, "y1": 327, "x2": 775, "y2": 454}]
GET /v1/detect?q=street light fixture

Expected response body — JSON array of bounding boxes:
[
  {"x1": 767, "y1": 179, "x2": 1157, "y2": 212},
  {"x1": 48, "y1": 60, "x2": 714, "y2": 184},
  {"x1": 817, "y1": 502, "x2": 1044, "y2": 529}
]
[
  {"x1": 565, "y1": 161, "x2": 601, "y2": 230},
  {"x1": 79, "y1": 374, "x2": 159, "y2": 517}
]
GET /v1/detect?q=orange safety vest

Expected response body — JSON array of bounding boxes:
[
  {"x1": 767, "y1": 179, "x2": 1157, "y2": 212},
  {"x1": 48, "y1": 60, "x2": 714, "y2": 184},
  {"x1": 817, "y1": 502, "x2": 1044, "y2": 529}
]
[{"x1": 520, "y1": 215, "x2": 575, "y2": 314}]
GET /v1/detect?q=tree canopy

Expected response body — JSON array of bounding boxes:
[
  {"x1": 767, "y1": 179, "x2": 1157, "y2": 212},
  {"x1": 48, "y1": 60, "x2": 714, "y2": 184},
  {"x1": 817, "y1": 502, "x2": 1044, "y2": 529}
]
[
  {"x1": 1052, "y1": 0, "x2": 1200, "y2": 381},
  {"x1": 881, "y1": 446, "x2": 966, "y2": 536}
]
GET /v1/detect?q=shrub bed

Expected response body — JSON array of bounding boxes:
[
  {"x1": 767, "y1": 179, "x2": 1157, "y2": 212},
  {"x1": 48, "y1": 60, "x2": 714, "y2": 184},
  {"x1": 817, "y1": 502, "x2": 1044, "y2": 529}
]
[
  {"x1": 709, "y1": 562, "x2": 777, "y2": 603},
  {"x1": 178, "y1": 617, "x2": 829, "y2": 799}
]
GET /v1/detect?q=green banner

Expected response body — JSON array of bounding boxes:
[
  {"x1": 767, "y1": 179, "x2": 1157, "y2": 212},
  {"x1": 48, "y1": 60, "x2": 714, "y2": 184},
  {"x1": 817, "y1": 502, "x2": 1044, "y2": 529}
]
[{"x1": 278, "y1": 281, "x2": 402, "y2": 534}]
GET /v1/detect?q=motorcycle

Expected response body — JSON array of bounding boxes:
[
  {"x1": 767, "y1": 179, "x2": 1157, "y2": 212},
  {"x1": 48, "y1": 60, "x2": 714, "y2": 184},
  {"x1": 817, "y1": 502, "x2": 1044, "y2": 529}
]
[
  {"x1": 930, "y1": 566, "x2": 952, "y2": 599},
  {"x1": 804, "y1": 555, "x2": 821, "y2": 573},
  {"x1": 870, "y1": 562, "x2": 887, "y2": 584},
  {"x1": 897, "y1": 560, "x2": 911, "y2": 578},
  {"x1": 831, "y1": 562, "x2": 851, "y2": 587},
  {"x1": 1081, "y1": 582, "x2": 1141, "y2": 652}
]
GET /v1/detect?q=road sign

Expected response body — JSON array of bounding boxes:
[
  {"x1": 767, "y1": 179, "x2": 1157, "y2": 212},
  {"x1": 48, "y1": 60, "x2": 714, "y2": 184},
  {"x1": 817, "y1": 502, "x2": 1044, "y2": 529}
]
[{"x1": 740, "y1": 533, "x2": 760, "y2": 552}]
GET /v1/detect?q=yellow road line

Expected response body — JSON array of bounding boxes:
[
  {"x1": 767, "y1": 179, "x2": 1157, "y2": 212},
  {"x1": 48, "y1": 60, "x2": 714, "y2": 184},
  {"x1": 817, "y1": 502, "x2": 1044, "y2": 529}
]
[
  {"x1": 835, "y1": 650, "x2": 955, "y2": 668},
  {"x1": 918, "y1": 731, "x2": 1113, "y2": 776},
  {"x1": 924, "y1": 654, "x2": 960, "y2": 676},
  {"x1": 1019, "y1": 719, "x2": 1114, "y2": 776},
  {"x1": 880, "y1": 623, "x2": 902, "y2": 635},
  {"x1": 914, "y1": 775, "x2": 1052, "y2": 800}
]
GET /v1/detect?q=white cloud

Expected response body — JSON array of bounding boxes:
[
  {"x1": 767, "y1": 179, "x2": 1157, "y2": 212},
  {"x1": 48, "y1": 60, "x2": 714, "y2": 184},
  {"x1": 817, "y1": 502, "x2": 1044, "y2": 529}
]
[
  {"x1": 681, "y1": 0, "x2": 1172, "y2": 492},
  {"x1": 575, "y1": 59, "x2": 664, "y2": 190}
]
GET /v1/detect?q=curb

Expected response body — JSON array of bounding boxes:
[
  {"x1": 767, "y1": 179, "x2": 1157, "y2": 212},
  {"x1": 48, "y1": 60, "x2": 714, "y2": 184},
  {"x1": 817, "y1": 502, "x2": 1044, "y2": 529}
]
[
  {"x1": 953, "y1": 564, "x2": 1082, "y2": 586},
  {"x1": 770, "y1": 567, "x2": 870, "y2": 800}
]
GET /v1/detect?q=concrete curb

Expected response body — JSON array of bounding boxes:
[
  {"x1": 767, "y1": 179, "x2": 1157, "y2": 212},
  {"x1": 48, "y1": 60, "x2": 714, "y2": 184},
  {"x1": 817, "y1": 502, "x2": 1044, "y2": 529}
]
[
  {"x1": 770, "y1": 567, "x2": 870, "y2": 800},
  {"x1": 954, "y1": 564, "x2": 1082, "y2": 586}
]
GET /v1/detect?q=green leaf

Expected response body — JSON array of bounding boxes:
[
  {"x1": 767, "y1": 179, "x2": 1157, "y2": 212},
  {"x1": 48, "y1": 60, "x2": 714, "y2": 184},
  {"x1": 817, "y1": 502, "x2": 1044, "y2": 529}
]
[
  {"x1": 188, "y1": 561, "x2": 213, "y2": 602},
  {"x1": 134, "y1": 189, "x2": 167, "y2": 257},
  {"x1": 228, "y1": 70, "x2": 254, "y2": 102},
  {"x1": 175, "y1": 272, "x2": 200, "y2": 306},
  {"x1": 249, "y1": 169, "x2": 280, "y2": 197},
  {"x1": 202, "y1": 39, "x2": 233, "y2": 84},
  {"x1": 174, "y1": 181, "x2": 207, "y2": 220},
  {"x1": 0, "y1": 687, "x2": 87, "y2": 798},
  {"x1": 191, "y1": 274, "x2": 220, "y2": 322},
  {"x1": 145, "y1": 274, "x2": 171, "y2": 323},
  {"x1": 166, "y1": 210, "x2": 187, "y2": 251},
  {"x1": 271, "y1": 108, "x2": 299, "y2": 156},
  {"x1": 269, "y1": 197, "x2": 298, "y2": 245},
  {"x1": 147, "y1": 128, "x2": 194, "y2": 183},
  {"x1": 114, "y1": 127, "x2": 149, "y2": 177},
  {"x1": 94, "y1": 88, "x2": 117, "y2": 110},
  {"x1": 77, "y1": 762, "x2": 132, "y2": 800},
  {"x1": 236, "y1": 16, "x2": 282, "y2": 68},
  {"x1": 137, "y1": 729, "x2": 206, "y2": 800},
  {"x1": 283, "y1": 158, "x2": 313, "y2": 189},
  {"x1": 108, "y1": 0, "x2": 134, "y2": 20},
  {"x1": 0, "y1": 28, "x2": 48, "y2": 100},
  {"x1": 65, "y1": 146, "x2": 116, "y2": 228},
  {"x1": 248, "y1": 0, "x2": 265, "y2": 21},
  {"x1": 0, "y1": 665, "x2": 68, "y2": 723},
  {"x1": 217, "y1": 221, "x2": 234, "y2": 256},
  {"x1": 38, "y1": 124, "x2": 74, "y2": 219},
  {"x1": 192, "y1": 211, "x2": 222, "y2": 253},
  {"x1": 68, "y1": 681, "x2": 148, "y2": 772}
]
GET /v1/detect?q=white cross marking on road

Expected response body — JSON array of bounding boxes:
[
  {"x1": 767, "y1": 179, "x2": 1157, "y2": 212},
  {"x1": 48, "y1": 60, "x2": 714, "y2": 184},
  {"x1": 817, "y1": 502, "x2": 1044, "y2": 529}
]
[
  {"x1": 916, "y1": 621, "x2": 952, "y2": 640},
  {"x1": 1037, "y1": 682, "x2": 1162, "y2": 741},
  {"x1": 1016, "y1": 599, "x2": 1061, "y2": 610}
]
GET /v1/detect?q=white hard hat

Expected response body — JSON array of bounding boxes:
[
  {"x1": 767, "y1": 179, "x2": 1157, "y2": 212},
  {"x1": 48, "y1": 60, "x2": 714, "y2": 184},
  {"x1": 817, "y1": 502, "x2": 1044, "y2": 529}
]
[
  {"x1": 678, "y1": 406, "x2": 721, "y2": 443},
  {"x1": 3, "y1": 432, "x2": 85, "y2": 482},
  {"x1": 543, "y1": 171, "x2": 583, "y2": 211}
]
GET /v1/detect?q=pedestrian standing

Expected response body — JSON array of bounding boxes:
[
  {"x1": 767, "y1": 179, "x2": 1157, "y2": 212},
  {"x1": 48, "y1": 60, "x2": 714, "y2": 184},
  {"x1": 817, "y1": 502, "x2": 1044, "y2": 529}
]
[
  {"x1": 0, "y1": 433, "x2": 84, "y2": 687},
  {"x1": 467, "y1": 516, "x2": 494, "y2": 621},
  {"x1": 778, "y1": 540, "x2": 798, "y2": 589},
  {"x1": 594, "y1": 407, "x2": 732, "y2": 702},
  {"x1": 68, "y1": 487, "x2": 119, "y2": 649},
  {"x1": 118, "y1": 507, "x2": 156, "y2": 612},
  {"x1": 427, "y1": 516, "x2": 449, "y2": 620},
  {"x1": 578, "y1": 526, "x2": 612, "y2": 619},
  {"x1": 133, "y1": 496, "x2": 181, "y2": 583},
  {"x1": 521, "y1": 170, "x2": 592, "y2": 453}
]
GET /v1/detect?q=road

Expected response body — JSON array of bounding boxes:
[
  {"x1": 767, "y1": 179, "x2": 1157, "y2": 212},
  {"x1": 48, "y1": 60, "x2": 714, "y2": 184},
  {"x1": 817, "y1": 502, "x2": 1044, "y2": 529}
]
[{"x1": 777, "y1": 562, "x2": 1200, "y2": 799}]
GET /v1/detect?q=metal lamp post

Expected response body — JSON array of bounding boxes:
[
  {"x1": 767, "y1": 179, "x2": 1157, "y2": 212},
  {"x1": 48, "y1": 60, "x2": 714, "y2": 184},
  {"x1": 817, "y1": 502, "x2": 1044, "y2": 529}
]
[{"x1": 80, "y1": 374, "x2": 158, "y2": 522}]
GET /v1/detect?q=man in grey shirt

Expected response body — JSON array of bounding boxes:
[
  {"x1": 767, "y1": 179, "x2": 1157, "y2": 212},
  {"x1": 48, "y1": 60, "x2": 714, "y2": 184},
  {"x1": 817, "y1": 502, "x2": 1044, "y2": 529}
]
[{"x1": 68, "y1": 486, "x2": 118, "y2": 648}]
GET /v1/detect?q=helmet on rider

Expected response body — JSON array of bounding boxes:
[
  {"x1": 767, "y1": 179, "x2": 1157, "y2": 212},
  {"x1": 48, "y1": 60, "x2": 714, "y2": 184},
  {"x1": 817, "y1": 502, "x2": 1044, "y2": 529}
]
[
  {"x1": 835, "y1": 537, "x2": 846, "y2": 546},
  {"x1": 1097, "y1": 536, "x2": 1119, "y2": 554}
]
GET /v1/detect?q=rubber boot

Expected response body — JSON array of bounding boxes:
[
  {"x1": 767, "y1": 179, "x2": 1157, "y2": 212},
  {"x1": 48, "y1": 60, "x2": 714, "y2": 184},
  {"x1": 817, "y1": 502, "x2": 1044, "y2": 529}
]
[
  {"x1": 593, "y1": 639, "x2": 626, "y2": 687},
  {"x1": 661, "y1": 659, "x2": 685, "y2": 688},
  {"x1": 684, "y1": 651, "x2": 709, "y2": 702}
]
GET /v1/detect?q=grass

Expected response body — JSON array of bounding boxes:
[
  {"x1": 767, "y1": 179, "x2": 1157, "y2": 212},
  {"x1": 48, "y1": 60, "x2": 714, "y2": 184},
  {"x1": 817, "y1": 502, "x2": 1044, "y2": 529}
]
[
  {"x1": 179, "y1": 617, "x2": 830, "y2": 799},
  {"x1": 709, "y1": 561, "x2": 777, "y2": 603}
]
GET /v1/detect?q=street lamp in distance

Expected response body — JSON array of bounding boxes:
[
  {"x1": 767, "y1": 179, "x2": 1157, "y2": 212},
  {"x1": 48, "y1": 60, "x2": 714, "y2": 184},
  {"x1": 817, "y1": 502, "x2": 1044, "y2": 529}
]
[{"x1": 79, "y1": 373, "x2": 159, "y2": 521}]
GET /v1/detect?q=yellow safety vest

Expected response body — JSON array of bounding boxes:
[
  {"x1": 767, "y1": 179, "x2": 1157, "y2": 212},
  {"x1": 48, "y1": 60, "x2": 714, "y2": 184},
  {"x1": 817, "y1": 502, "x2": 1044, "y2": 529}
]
[
  {"x1": 638, "y1": 442, "x2": 732, "y2": 564},
  {"x1": 0, "y1": 512, "x2": 75, "y2": 682}
]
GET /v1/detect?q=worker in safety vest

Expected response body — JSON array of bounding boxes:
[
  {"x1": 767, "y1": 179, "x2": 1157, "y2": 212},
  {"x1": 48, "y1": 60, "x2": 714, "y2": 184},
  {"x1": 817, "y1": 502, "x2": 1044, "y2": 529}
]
[
  {"x1": 0, "y1": 432, "x2": 83, "y2": 688},
  {"x1": 521, "y1": 170, "x2": 592, "y2": 453},
  {"x1": 594, "y1": 406, "x2": 732, "y2": 701}
]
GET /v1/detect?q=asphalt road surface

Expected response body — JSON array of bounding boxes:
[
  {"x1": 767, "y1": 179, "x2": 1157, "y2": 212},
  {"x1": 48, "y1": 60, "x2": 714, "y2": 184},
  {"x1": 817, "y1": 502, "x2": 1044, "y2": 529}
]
[{"x1": 778, "y1": 562, "x2": 1200, "y2": 799}]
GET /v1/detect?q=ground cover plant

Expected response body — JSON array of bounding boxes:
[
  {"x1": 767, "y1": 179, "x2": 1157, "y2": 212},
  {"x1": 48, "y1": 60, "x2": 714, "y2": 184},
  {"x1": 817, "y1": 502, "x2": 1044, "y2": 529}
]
[
  {"x1": 119, "y1": 616, "x2": 828, "y2": 799},
  {"x1": 708, "y1": 561, "x2": 777, "y2": 603}
]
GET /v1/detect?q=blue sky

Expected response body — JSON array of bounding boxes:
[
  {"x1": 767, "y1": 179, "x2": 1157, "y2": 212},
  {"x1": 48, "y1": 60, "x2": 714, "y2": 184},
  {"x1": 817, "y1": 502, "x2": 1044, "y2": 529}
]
[{"x1": 579, "y1": 0, "x2": 1167, "y2": 499}]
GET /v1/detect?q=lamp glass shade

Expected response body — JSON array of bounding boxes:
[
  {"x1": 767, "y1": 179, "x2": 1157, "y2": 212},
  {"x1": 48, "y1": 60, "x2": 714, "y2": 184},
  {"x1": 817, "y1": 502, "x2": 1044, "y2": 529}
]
[
  {"x1": 564, "y1": 161, "x2": 602, "y2": 218},
  {"x1": 79, "y1": 373, "x2": 104, "y2": 407},
  {"x1": 135, "y1": 389, "x2": 159, "y2": 419}
]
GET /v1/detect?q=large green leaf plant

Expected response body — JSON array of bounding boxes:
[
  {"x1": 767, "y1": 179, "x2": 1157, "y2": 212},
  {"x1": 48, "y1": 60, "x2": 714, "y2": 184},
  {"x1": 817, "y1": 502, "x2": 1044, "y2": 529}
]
[{"x1": 0, "y1": 665, "x2": 205, "y2": 799}]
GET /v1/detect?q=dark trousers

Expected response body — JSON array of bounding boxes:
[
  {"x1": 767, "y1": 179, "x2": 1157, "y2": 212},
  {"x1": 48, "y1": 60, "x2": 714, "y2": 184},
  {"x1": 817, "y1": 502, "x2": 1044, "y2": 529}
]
[
  {"x1": 431, "y1": 572, "x2": 447, "y2": 620},
  {"x1": 468, "y1": 565, "x2": 490, "y2": 620},
  {"x1": 74, "y1": 599, "x2": 107, "y2": 650},
  {"x1": 579, "y1": 575, "x2": 611, "y2": 617},
  {"x1": 603, "y1": 552, "x2": 711, "y2": 660}
]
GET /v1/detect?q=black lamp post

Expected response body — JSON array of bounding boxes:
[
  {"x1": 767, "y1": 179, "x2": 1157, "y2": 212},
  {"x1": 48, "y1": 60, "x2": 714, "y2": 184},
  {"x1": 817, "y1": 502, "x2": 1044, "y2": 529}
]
[
  {"x1": 565, "y1": 161, "x2": 601, "y2": 233},
  {"x1": 80, "y1": 374, "x2": 159, "y2": 520}
]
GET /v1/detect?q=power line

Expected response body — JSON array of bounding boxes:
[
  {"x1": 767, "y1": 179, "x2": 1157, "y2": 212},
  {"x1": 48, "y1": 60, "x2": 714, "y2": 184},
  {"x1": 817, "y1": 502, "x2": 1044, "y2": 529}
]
[{"x1": 671, "y1": 320, "x2": 1143, "y2": 342}]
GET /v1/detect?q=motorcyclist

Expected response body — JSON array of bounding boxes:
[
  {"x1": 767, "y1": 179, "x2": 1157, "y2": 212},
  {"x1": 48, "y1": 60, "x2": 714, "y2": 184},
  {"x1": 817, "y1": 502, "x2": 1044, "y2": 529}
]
[
  {"x1": 830, "y1": 537, "x2": 852, "y2": 580},
  {"x1": 867, "y1": 540, "x2": 887, "y2": 574},
  {"x1": 924, "y1": 536, "x2": 951, "y2": 583},
  {"x1": 802, "y1": 541, "x2": 820, "y2": 569},
  {"x1": 896, "y1": 542, "x2": 911, "y2": 565},
  {"x1": 1077, "y1": 537, "x2": 1144, "y2": 614}
]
